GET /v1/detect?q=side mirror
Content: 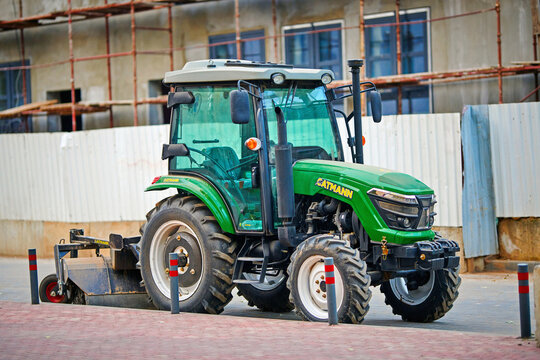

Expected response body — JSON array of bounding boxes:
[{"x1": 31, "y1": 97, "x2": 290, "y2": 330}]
[
  {"x1": 167, "y1": 91, "x2": 195, "y2": 108},
  {"x1": 230, "y1": 90, "x2": 250, "y2": 124},
  {"x1": 369, "y1": 91, "x2": 382, "y2": 123},
  {"x1": 162, "y1": 143, "x2": 190, "y2": 160}
]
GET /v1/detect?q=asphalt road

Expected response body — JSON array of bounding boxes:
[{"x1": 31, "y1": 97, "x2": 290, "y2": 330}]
[{"x1": 0, "y1": 256, "x2": 535, "y2": 337}]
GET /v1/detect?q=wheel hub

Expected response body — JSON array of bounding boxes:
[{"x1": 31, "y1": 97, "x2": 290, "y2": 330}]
[{"x1": 164, "y1": 232, "x2": 202, "y2": 287}]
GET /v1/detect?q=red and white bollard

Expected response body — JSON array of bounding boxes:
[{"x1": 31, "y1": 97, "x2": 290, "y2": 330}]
[
  {"x1": 28, "y1": 249, "x2": 39, "y2": 304},
  {"x1": 324, "y1": 257, "x2": 338, "y2": 325},
  {"x1": 517, "y1": 264, "x2": 531, "y2": 338}
]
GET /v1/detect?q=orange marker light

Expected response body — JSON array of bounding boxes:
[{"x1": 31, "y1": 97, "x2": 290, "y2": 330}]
[
  {"x1": 245, "y1": 137, "x2": 262, "y2": 151},
  {"x1": 362, "y1": 136, "x2": 366, "y2": 146}
]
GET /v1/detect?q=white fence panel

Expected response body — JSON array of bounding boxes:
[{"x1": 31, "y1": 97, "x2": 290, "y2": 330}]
[
  {"x1": 0, "y1": 126, "x2": 174, "y2": 222},
  {"x1": 488, "y1": 102, "x2": 540, "y2": 217}
]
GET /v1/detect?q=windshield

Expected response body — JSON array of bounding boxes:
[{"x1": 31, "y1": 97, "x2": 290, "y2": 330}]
[{"x1": 262, "y1": 84, "x2": 342, "y2": 162}]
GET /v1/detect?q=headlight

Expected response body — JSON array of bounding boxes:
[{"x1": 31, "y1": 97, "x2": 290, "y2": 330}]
[
  {"x1": 367, "y1": 188, "x2": 418, "y2": 205},
  {"x1": 271, "y1": 73, "x2": 286, "y2": 85},
  {"x1": 321, "y1": 73, "x2": 333, "y2": 84},
  {"x1": 368, "y1": 188, "x2": 436, "y2": 231}
]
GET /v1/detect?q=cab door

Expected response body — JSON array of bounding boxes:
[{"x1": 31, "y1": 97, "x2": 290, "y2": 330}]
[{"x1": 169, "y1": 85, "x2": 264, "y2": 232}]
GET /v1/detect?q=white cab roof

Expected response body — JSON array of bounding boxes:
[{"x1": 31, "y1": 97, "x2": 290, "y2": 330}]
[{"x1": 163, "y1": 59, "x2": 334, "y2": 84}]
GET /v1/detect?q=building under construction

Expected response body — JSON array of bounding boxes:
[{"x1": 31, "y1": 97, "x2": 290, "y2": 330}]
[{"x1": 0, "y1": 0, "x2": 539, "y2": 132}]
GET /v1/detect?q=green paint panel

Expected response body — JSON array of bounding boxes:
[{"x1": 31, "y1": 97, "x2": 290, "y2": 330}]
[
  {"x1": 145, "y1": 176, "x2": 236, "y2": 234},
  {"x1": 293, "y1": 159, "x2": 434, "y2": 245}
]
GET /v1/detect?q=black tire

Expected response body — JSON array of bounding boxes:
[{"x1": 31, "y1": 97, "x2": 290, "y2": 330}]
[
  {"x1": 139, "y1": 194, "x2": 237, "y2": 314},
  {"x1": 380, "y1": 268, "x2": 461, "y2": 322},
  {"x1": 237, "y1": 272, "x2": 294, "y2": 313},
  {"x1": 287, "y1": 235, "x2": 371, "y2": 323},
  {"x1": 39, "y1": 274, "x2": 67, "y2": 303}
]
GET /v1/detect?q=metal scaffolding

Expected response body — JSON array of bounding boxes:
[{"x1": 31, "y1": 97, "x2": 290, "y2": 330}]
[{"x1": 0, "y1": 0, "x2": 539, "y2": 130}]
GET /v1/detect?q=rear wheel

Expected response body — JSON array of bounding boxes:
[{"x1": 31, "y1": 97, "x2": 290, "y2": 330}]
[
  {"x1": 139, "y1": 195, "x2": 237, "y2": 314},
  {"x1": 237, "y1": 271, "x2": 294, "y2": 313},
  {"x1": 287, "y1": 235, "x2": 371, "y2": 323},
  {"x1": 380, "y1": 268, "x2": 461, "y2": 322},
  {"x1": 39, "y1": 274, "x2": 67, "y2": 303}
]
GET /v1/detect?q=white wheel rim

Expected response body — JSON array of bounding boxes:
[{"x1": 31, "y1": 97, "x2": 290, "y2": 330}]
[
  {"x1": 389, "y1": 271, "x2": 435, "y2": 305},
  {"x1": 243, "y1": 270, "x2": 285, "y2": 291},
  {"x1": 149, "y1": 220, "x2": 204, "y2": 301},
  {"x1": 296, "y1": 255, "x2": 344, "y2": 320}
]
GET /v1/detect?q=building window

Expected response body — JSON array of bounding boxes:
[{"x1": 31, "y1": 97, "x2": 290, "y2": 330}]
[
  {"x1": 284, "y1": 21, "x2": 343, "y2": 80},
  {"x1": 209, "y1": 29, "x2": 265, "y2": 62},
  {"x1": 0, "y1": 60, "x2": 31, "y2": 133},
  {"x1": 47, "y1": 89, "x2": 82, "y2": 132},
  {"x1": 365, "y1": 10, "x2": 430, "y2": 114}
]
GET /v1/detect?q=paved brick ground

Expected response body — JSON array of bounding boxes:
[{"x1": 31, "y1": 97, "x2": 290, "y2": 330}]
[{"x1": 0, "y1": 301, "x2": 537, "y2": 359}]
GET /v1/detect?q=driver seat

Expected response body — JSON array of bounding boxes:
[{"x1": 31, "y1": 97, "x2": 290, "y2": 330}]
[{"x1": 203, "y1": 146, "x2": 241, "y2": 179}]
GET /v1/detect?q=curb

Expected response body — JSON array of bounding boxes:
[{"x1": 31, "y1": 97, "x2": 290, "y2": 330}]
[{"x1": 484, "y1": 259, "x2": 540, "y2": 274}]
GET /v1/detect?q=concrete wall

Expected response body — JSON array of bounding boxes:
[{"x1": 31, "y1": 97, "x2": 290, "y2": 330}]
[
  {"x1": 498, "y1": 218, "x2": 540, "y2": 261},
  {"x1": 0, "y1": 0, "x2": 536, "y2": 130},
  {"x1": 0, "y1": 219, "x2": 143, "y2": 258}
]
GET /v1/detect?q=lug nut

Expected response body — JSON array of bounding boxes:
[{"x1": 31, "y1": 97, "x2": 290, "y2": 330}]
[
  {"x1": 315, "y1": 280, "x2": 320, "y2": 284},
  {"x1": 322, "y1": 294, "x2": 327, "y2": 299},
  {"x1": 165, "y1": 268, "x2": 170, "y2": 274},
  {"x1": 180, "y1": 267, "x2": 185, "y2": 272},
  {"x1": 316, "y1": 289, "x2": 320, "y2": 293},
  {"x1": 320, "y1": 275, "x2": 325, "y2": 280},
  {"x1": 177, "y1": 235, "x2": 181, "y2": 240},
  {"x1": 190, "y1": 269, "x2": 195, "y2": 275}
]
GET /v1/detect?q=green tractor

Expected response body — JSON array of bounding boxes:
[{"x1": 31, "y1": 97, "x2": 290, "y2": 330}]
[{"x1": 136, "y1": 58, "x2": 461, "y2": 323}]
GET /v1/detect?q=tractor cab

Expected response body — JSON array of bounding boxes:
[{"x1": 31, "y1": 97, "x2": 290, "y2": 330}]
[{"x1": 162, "y1": 59, "x2": 347, "y2": 234}]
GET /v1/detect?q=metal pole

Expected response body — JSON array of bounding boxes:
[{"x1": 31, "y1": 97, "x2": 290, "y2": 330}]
[
  {"x1": 19, "y1": 0, "x2": 29, "y2": 132},
  {"x1": 169, "y1": 253, "x2": 180, "y2": 314},
  {"x1": 517, "y1": 264, "x2": 531, "y2": 338},
  {"x1": 168, "y1": 4, "x2": 174, "y2": 71},
  {"x1": 348, "y1": 59, "x2": 364, "y2": 164},
  {"x1": 234, "y1": 0, "x2": 241, "y2": 59},
  {"x1": 359, "y1": 0, "x2": 367, "y2": 115},
  {"x1": 272, "y1": 0, "x2": 278, "y2": 63},
  {"x1": 68, "y1": 0, "x2": 77, "y2": 131},
  {"x1": 324, "y1": 257, "x2": 338, "y2": 325},
  {"x1": 395, "y1": 0, "x2": 402, "y2": 114},
  {"x1": 19, "y1": 0, "x2": 26, "y2": 106},
  {"x1": 130, "y1": 0, "x2": 138, "y2": 126},
  {"x1": 104, "y1": 0, "x2": 113, "y2": 128},
  {"x1": 28, "y1": 249, "x2": 39, "y2": 304},
  {"x1": 534, "y1": 34, "x2": 539, "y2": 101},
  {"x1": 496, "y1": 0, "x2": 503, "y2": 103}
]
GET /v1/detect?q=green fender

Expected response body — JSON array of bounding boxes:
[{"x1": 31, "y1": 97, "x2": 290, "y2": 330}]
[{"x1": 145, "y1": 175, "x2": 236, "y2": 234}]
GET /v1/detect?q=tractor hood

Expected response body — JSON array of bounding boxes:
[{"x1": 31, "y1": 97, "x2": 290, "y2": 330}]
[{"x1": 293, "y1": 159, "x2": 433, "y2": 195}]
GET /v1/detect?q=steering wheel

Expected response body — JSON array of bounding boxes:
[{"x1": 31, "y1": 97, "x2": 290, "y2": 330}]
[
  {"x1": 226, "y1": 153, "x2": 258, "y2": 173},
  {"x1": 187, "y1": 147, "x2": 236, "y2": 181}
]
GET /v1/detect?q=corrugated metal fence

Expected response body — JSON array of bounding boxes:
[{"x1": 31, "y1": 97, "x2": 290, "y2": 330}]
[
  {"x1": 488, "y1": 103, "x2": 540, "y2": 217},
  {"x1": 0, "y1": 114, "x2": 463, "y2": 226},
  {"x1": 0, "y1": 126, "x2": 175, "y2": 222}
]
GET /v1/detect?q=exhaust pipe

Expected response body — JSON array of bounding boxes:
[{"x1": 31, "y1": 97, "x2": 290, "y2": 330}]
[
  {"x1": 348, "y1": 59, "x2": 364, "y2": 164},
  {"x1": 274, "y1": 107, "x2": 298, "y2": 247}
]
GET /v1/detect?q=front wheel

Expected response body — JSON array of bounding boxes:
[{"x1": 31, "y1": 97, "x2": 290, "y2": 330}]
[
  {"x1": 287, "y1": 235, "x2": 371, "y2": 323},
  {"x1": 380, "y1": 268, "x2": 461, "y2": 322}
]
